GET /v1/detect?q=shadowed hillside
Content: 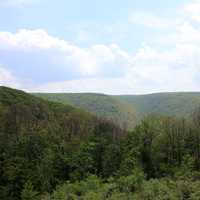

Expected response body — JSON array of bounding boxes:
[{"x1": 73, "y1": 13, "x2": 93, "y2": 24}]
[
  {"x1": 0, "y1": 87, "x2": 97, "y2": 139},
  {"x1": 34, "y1": 93, "x2": 138, "y2": 129}
]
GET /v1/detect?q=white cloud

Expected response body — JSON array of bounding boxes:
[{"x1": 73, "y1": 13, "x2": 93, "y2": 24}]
[
  {"x1": 29, "y1": 42, "x2": 200, "y2": 94},
  {"x1": 0, "y1": 66, "x2": 21, "y2": 88},
  {"x1": 128, "y1": 45, "x2": 199, "y2": 93},
  {"x1": 0, "y1": 29, "x2": 130, "y2": 78},
  {"x1": 1, "y1": 17, "x2": 200, "y2": 94},
  {"x1": 182, "y1": 0, "x2": 200, "y2": 22},
  {"x1": 0, "y1": 29, "x2": 69, "y2": 50}
]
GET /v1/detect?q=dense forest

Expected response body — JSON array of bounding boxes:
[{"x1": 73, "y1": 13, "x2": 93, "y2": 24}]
[{"x1": 1, "y1": 87, "x2": 200, "y2": 199}]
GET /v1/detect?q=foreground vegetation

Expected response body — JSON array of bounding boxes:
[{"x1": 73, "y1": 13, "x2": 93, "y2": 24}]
[{"x1": 1, "y1": 87, "x2": 200, "y2": 199}]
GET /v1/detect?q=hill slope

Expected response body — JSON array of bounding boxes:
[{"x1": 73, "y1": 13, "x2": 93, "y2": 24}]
[
  {"x1": 34, "y1": 92, "x2": 200, "y2": 126},
  {"x1": 34, "y1": 93, "x2": 138, "y2": 129},
  {"x1": 0, "y1": 87, "x2": 105, "y2": 139},
  {"x1": 0, "y1": 87, "x2": 125, "y2": 199},
  {"x1": 114, "y1": 92, "x2": 200, "y2": 119}
]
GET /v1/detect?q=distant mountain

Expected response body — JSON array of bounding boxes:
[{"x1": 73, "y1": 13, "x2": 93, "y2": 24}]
[
  {"x1": 34, "y1": 93, "x2": 138, "y2": 129},
  {"x1": 114, "y1": 92, "x2": 200, "y2": 119},
  {"x1": 34, "y1": 92, "x2": 200, "y2": 129}
]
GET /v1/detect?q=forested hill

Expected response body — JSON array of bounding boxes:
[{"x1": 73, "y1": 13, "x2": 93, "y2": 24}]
[
  {"x1": 2, "y1": 87, "x2": 200, "y2": 199},
  {"x1": 0, "y1": 86, "x2": 124, "y2": 200},
  {"x1": 115, "y1": 92, "x2": 200, "y2": 119},
  {"x1": 0, "y1": 86, "x2": 97, "y2": 139},
  {"x1": 0, "y1": 86, "x2": 125, "y2": 138},
  {"x1": 34, "y1": 92, "x2": 200, "y2": 127},
  {"x1": 34, "y1": 93, "x2": 138, "y2": 129}
]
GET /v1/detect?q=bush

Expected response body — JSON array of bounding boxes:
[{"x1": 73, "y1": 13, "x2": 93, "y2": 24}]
[{"x1": 21, "y1": 181, "x2": 39, "y2": 200}]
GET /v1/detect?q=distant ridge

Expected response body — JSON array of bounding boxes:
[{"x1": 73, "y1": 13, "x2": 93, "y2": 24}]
[
  {"x1": 114, "y1": 92, "x2": 200, "y2": 119},
  {"x1": 34, "y1": 91, "x2": 200, "y2": 128}
]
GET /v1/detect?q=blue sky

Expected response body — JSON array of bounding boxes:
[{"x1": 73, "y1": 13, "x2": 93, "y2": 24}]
[{"x1": 0, "y1": 0, "x2": 200, "y2": 94}]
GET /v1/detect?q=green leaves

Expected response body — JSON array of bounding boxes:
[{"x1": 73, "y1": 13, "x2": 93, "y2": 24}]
[
  {"x1": 21, "y1": 181, "x2": 39, "y2": 200},
  {"x1": 2, "y1": 87, "x2": 200, "y2": 200}
]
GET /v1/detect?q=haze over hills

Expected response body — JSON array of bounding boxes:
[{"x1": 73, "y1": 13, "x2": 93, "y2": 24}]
[{"x1": 34, "y1": 92, "x2": 200, "y2": 128}]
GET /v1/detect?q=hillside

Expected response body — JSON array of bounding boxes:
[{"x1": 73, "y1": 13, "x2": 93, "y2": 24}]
[
  {"x1": 115, "y1": 92, "x2": 200, "y2": 119},
  {"x1": 34, "y1": 93, "x2": 138, "y2": 129},
  {"x1": 2, "y1": 87, "x2": 200, "y2": 200},
  {"x1": 34, "y1": 92, "x2": 200, "y2": 127},
  {"x1": 0, "y1": 86, "x2": 124, "y2": 200},
  {"x1": 0, "y1": 87, "x2": 99, "y2": 139}
]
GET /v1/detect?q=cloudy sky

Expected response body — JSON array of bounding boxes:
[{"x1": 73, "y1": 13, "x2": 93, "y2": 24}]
[{"x1": 0, "y1": 0, "x2": 200, "y2": 94}]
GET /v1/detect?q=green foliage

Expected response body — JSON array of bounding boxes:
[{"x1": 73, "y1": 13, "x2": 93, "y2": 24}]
[
  {"x1": 2, "y1": 87, "x2": 200, "y2": 200},
  {"x1": 138, "y1": 179, "x2": 179, "y2": 200},
  {"x1": 51, "y1": 175, "x2": 102, "y2": 200},
  {"x1": 50, "y1": 175, "x2": 200, "y2": 200},
  {"x1": 117, "y1": 168, "x2": 145, "y2": 193},
  {"x1": 0, "y1": 87, "x2": 124, "y2": 199},
  {"x1": 21, "y1": 181, "x2": 39, "y2": 200}
]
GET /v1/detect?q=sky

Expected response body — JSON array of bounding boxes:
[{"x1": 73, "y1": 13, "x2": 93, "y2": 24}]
[{"x1": 0, "y1": 0, "x2": 200, "y2": 94}]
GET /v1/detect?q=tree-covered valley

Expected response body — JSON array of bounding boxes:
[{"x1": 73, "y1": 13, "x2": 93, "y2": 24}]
[
  {"x1": 34, "y1": 92, "x2": 200, "y2": 129},
  {"x1": 1, "y1": 86, "x2": 200, "y2": 200}
]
